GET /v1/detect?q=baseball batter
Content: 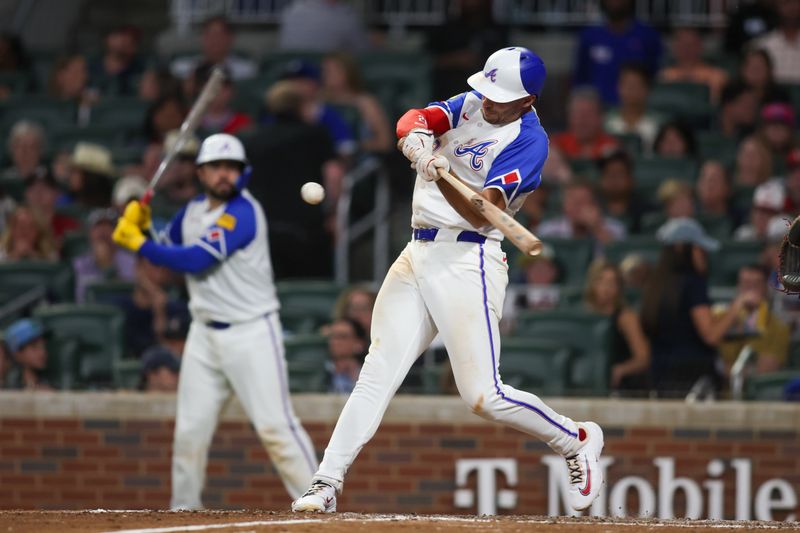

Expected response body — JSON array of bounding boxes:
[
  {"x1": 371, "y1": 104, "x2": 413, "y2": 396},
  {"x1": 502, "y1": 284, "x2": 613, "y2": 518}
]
[
  {"x1": 292, "y1": 47, "x2": 605, "y2": 514},
  {"x1": 112, "y1": 133, "x2": 317, "y2": 510}
]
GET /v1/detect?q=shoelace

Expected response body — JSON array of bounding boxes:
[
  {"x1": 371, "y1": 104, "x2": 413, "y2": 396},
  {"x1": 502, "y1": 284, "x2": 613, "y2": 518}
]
[
  {"x1": 566, "y1": 455, "x2": 583, "y2": 485},
  {"x1": 302, "y1": 481, "x2": 332, "y2": 497}
]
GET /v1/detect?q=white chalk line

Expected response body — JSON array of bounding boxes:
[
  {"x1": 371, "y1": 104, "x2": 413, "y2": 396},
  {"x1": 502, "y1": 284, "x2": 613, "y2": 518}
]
[{"x1": 97, "y1": 514, "x2": 800, "y2": 533}]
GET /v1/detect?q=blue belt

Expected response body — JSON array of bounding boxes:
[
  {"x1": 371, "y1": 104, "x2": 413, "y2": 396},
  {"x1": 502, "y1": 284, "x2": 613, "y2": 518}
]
[{"x1": 412, "y1": 228, "x2": 486, "y2": 244}]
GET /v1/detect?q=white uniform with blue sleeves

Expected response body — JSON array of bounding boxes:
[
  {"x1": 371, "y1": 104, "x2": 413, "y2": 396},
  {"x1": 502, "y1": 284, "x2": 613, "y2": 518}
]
[
  {"x1": 312, "y1": 90, "x2": 584, "y2": 490},
  {"x1": 141, "y1": 189, "x2": 317, "y2": 510}
]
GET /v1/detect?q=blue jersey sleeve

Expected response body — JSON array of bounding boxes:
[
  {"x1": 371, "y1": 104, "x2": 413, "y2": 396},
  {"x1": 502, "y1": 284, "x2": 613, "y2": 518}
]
[
  {"x1": 139, "y1": 196, "x2": 258, "y2": 274},
  {"x1": 483, "y1": 121, "x2": 547, "y2": 207},
  {"x1": 427, "y1": 90, "x2": 480, "y2": 129}
]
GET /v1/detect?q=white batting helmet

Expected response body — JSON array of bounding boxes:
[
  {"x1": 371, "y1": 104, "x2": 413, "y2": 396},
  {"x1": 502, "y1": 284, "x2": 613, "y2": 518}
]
[
  {"x1": 195, "y1": 133, "x2": 248, "y2": 166},
  {"x1": 467, "y1": 47, "x2": 547, "y2": 103}
]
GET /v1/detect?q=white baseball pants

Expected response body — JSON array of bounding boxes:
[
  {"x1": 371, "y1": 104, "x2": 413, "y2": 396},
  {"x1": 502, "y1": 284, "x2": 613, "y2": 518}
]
[
  {"x1": 315, "y1": 240, "x2": 583, "y2": 490},
  {"x1": 171, "y1": 313, "x2": 317, "y2": 510}
]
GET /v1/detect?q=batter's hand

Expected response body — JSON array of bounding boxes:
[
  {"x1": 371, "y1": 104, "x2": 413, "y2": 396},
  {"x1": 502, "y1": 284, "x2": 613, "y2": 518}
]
[
  {"x1": 112, "y1": 217, "x2": 147, "y2": 252},
  {"x1": 400, "y1": 128, "x2": 434, "y2": 164},
  {"x1": 416, "y1": 154, "x2": 449, "y2": 182},
  {"x1": 122, "y1": 200, "x2": 152, "y2": 231}
]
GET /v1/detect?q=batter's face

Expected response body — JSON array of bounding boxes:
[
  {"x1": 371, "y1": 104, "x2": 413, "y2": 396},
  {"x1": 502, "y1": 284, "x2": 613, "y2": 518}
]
[
  {"x1": 197, "y1": 160, "x2": 242, "y2": 201},
  {"x1": 481, "y1": 95, "x2": 537, "y2": 125}
]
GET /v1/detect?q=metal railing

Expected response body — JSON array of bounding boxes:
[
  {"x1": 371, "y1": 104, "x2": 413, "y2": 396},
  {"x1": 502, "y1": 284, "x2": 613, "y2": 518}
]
[
  {"x1": 729, "y1": 345, "x2": 755, "y2": 401},
  {"x1": 334, "y1": 156, "x2": 391, "y2": 285}
]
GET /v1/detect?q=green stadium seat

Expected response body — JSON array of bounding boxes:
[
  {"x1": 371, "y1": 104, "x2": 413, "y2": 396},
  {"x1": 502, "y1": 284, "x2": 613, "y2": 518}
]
[
  {"x1": 605, "y1": 237, "x2": 662, "y2": 266},
  {"x1": 0, "y1": 261, "x2": 73, "y2": 302},
  {"x1": 569, "y1": 158, "x2": 599, "y2": 180},
  {"x1": 783, "y1": 84, "x2": 800, "y2": 116},
  {"x1": 613, "y1": 133, "x2": 643, "y2": 158},
  {"x1": 276, "y1": 280, "x2": 343, "y2": 334},
  {"x1": 696, "y1": 131, "x2": 738, "y2": 165},
  {"x1": 545, "y1": 238, "x2": 593, "y2": 286},
  {"x1": 514, "y1": 309, "x2": 612, "y2": 396},
  {"x1": 61, "y1": 230, "x2": 89, "y2": 262},
  {"x1": 84, "y1": 281, "x2": 135, "y2": 304},
  {"x1": 745, "y1": 371, "x2": 800, "y2": 401},
  {"x1": 634, "y1": 156, "x2": 697, "y2": 196},
  {"x1": 0, "y1": 176, "x2": 25, "y2": 202},
  {"x1": 697, "y1": 212, "x2": 734, "y2": 240},
  {"x1": 90, "y1": 98, "x2": 148, "y2": 130},
  {"x1": 360, "y1": 52, "x2": 432, "y2": 120},
  {"x1": 498, "y1": 337, "x2": 571, "y2": 396},
  {"x1": 114, "y1": 358, "x2": 142, "y2": 390},
  {"x1": 284, "y1": 334, "x2": 329, "y2": 393},
  {"x1": 558, "y1": 285, "x2": 585, "y2": 309},
  {"x1": 788, "y1": 339, "x2": 800, "y2": 370},
  {"x1": 0, "y1": 72, "x2": 29, "y2": 95},
  {"x1": 50, "y1": 124, "x2": 126, "y2": 150},
  {"x1": 709, "y1": 240, "x2": 763, "y2": 285},
  {"x1": 231, "y1": 75, "x2": 275, "y2": 117},
  {"x1": 647, "y1": 82, "x2": 714, "y2": 127},
  {"x1": 732, "y1": 185, "x2": 756, "y2": 213},
  {"x1": 33, "y1": 303, "x2": 125, "y2": 389}
]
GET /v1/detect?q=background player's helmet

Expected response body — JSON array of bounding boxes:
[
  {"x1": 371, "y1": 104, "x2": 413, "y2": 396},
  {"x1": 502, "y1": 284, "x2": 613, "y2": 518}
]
[
  {"x1": 467, "y1": 47, "x2": 547, "y2": 103},
  {"x1": 196, "y1": 133, "x2": 248, "y2": 166}
]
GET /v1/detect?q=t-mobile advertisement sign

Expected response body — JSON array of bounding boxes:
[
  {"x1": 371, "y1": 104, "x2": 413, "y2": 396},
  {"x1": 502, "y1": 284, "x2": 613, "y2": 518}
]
[{"x1": 454, "y1": 457, "x2": 798, "y2": 520}]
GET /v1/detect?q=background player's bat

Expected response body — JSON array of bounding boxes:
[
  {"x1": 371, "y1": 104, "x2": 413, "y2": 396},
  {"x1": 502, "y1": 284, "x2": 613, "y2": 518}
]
[
  {"x1": 437, "y1": 168, "x2": 543, "y2": 256},
  {"x1": 140, "y1": 67, "x2": 226, "y2": 206}
]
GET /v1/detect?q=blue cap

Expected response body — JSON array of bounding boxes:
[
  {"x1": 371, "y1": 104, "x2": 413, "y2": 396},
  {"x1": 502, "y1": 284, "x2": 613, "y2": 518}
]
[
  {"x1": 280, "y1": 60, "x2": 321, "y2": 82},
  {"x1": 656, "y1": 217, "x2": 720, "y2": 252},
  {"x1": 4, "y1": 319, "x2": 44, "y2": 353},
  {"x1": 141, "y1": 346, "x2": 181, "y2": 375}
]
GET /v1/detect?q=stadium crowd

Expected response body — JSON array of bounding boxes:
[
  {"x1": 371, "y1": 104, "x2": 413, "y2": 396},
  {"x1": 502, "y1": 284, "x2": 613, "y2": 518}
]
[{"x1": 1, "y1": 0, "x2": 800, "y2": 401}]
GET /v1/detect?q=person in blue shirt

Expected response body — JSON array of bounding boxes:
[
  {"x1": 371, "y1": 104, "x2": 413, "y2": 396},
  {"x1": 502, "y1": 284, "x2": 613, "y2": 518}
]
[{"x1": 573, "y1": 0, "x2": 663, "y2": 105}]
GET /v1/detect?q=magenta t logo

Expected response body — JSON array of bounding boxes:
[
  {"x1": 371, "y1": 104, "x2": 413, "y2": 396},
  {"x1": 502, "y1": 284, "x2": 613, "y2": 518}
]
[{"x1": 484, "y1": 68, "x2": 498, "y2": 83}]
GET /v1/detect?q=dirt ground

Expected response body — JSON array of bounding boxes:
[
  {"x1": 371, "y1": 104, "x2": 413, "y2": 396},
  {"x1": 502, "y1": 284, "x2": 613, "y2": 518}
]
[{"x1": 0, "y1": 511, "x2": 799, "y2": 533}]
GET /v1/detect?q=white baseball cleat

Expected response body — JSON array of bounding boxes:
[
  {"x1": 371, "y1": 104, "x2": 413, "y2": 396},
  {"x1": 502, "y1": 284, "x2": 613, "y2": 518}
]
[
  {"x1": 291, "y1": 480, "x2": 337, "y2": 513},
  {"x1": 565, "y1": 421, "x2": 605, "y2": 512}
]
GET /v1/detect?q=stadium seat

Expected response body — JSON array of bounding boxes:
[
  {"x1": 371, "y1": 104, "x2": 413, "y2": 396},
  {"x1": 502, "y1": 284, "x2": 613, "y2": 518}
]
[
  {"x1": 605, "y1": 237, "x2": 662, "y2": 266},
  {"x1": 49, "y1": 124, "x2": 126, "y2": 151},
  {"x1": 90, "y1": 98, "x2": 149, "y2": 131},
  {"x1": 745, "y1": 370, "x2": 800, "y2": 401},
  {"x1": 697, "y1": 212, "x2": 734, "y2": 241},
  {"x1": 788, "y1": 339, "x2": 800, "y2": 370},
  {"x1": 569, "y1": 158, "x2": 598, "y2": 180},
  {"x1": 634, "y1": 156, "x2": 697, "y2": 196},
  {"x1": 33, "y1": 303, "x2": 125, "y2": 389},
  {"x1": 514, "y1": 309, "x2": 612, "y2": 396},
  {"x1": 0, "y1": 261, "x2": 73, "y2": 302},
  {"x1": 276, "y1": 280, "x2": 343, "y2": 334},
  {"x1": 0, "y1": 176, "x2": 25, "y2": 202},
  {"x1": 709, "y1": 240, "x2": 763, "y2": 285},
  {"x1": 545, "y1": 238, "x2": 592, "y2": 286},
  {"x1": 557, "y1": 285, "x2": 585, "y2": 309},
  {"x1": 696, "y1": 131, "x2": 738, "y2": 165},
  {"x1": 498, "y1": 337, "x2": 571, "y2": 396},
  {"x1": 647, "y1": 82, "x2": 714, "y2": 127},
  {"x1": 0, "y1": 72, "x2": 28, "y2": 95},
  {"x1": 61, "y1": 230, "x2": 89, "y2": 262},
  {"x1": 639, "y1": 211, "x2": 666, "y2": 235},
  {"x1": 360, "y1": 52, "x2": 432, "y2": 120},
  {"x1": 613, "y1": 133, "x2": 643, "y2": 158},
  {"x1": 284, "y1": 334, "x2": 329, "y2": 393},
  {"x1": 84, "y1": 281, "x2": 135, "y2": 304},
  {"x1": 732, "y1": 185, "x2": 756, "y2": 213}
]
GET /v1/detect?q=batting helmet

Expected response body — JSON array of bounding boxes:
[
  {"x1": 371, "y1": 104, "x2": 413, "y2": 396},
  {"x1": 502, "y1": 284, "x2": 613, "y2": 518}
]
[
  {"x1": 467, "y1": 47, "x2": 547, "y2": 103},
  {"x1": 196, "y1": 133, "x2": 248, "y2": 166}
]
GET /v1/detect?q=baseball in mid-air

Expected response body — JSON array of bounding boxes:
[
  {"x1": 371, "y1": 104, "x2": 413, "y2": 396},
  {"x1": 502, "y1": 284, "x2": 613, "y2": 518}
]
[{"x1": 300, "y1": 182, "x2": 325, "y2": 205}]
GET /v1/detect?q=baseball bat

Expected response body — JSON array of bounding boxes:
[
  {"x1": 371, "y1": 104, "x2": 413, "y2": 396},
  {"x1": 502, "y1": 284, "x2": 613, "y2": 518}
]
[
  {"x1": 437, "y1": 167, "x2": 543, "y2": 256},
  {"x1": 141, "y1": 67, "x2": 226, "y2": 206}
]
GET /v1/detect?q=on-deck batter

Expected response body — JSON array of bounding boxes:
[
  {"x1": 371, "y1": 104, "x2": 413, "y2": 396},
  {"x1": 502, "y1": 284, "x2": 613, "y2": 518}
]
[
  {"x1": 112, "y1": 133, "x2": 317, "y2": 510},
  {"x1": 292, "y1": 47, "x2": 606, "y2": 514}
]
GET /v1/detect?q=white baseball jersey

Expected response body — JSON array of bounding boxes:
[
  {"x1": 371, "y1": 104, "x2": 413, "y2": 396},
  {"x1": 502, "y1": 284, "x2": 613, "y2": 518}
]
[
  {"x1": 412, "y1": 90, "x2": 548, "y2": 239},
  {"x1": 159, "y1": 190, "x2": 279, "y2": 323}
]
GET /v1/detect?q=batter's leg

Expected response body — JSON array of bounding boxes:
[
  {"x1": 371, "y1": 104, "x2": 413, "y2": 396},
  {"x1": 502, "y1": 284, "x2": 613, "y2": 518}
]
[
  {"x1": 314, "y1": 245, "x2": 437, "y2": 489},
  {"x1": 218, "y1": 313, "x2": 317, "y2": 499},
  {"x1": 171, "y1": 322, "x2": 231, "y2": 510}
]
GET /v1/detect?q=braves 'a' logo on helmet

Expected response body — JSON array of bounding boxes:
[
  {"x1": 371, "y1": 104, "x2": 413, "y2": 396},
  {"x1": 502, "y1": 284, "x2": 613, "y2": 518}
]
[
  {"x1": 454, "y1": 140, "x2": 498, "y2": 171},
  {"x1": 484, "y1": 68, "x2": 498, "y2": 83}
]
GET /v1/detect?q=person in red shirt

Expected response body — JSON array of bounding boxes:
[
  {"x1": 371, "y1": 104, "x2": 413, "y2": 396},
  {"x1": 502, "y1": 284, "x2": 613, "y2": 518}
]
[
  {"x1": 551, "y1": 87, "x2": 619, "y2": 160},
  {"x1": 192, "y1": 65, "x2": 252, "y2": 136},
  {"x1": 23, "y1": 169, "x2": 79, "y2": 246}
]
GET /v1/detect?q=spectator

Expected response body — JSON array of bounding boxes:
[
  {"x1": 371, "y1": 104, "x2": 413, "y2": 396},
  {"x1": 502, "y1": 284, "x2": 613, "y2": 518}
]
[
  {"x1": 734, "y1": 135, "x2": 774, "y2": 187},
  {"x1": 696, "y1": 160, "x2": 745, "y2": 229},
  {"x1": 247, "y1": 81, "x2": 345, "y2": 279},
  {"x1": 48, "y1": 54, "x2": 97, "y2": 116},
  {"x1": 138, "y1": 67, "x2": 181, "y2": 102},
  {"x1": 73, "y1": 208, "x2": 136, "y2": 303},
  {"x1": 538, "y1": 180, "x2": 627, "y2": 251},
  {"x1": 717, "y1": 80, "x2": 759, "y2": 140},
  {"x1": 540, "y1": 145, "x2": 574, "y2": 187},
  {"x1": 171, "y1": 16, "x2": 256, "y2": 81},
  {"x1": 724, "y1": 0, "x2": 777, "y2": 54},
  {"x1": 714, "y1": 264, "x2": 790, "y2": 378},
  {"x1": 0, "y1": 204, "x2": 57, "y2": 262},
  {"x1": 604, "y1": 64, "x2": 663, "y2": 153},
  {"x1": 0, "y1": 33, "x2": 31, "y2": 91},
  {"x1": 659, "y1": 27, "x2": 728, "y2": 103},
  {"x1": 143, "y1": 94, "x2": 187, "y2": 144},
  {"x1": 424, "y1": 0, "x2": 509, "y2": 98},
  {"x1": 333, "y1": 285, "x2": 377, "y2": 335},
  {"x1": 551, "y1": 88, "x2": 619, "y2": 160},
  {"x1": 321, "y1": 52, "x2": 393, "y2": 154},
  {"x1": 757, "y1": 102, "x2": 796, "y2": 160},
  {"x1": 3, "y1": 319, "x2": 51, "y2": 390},
  {"x1": 641, "y1": 218, "x2": 750, "y2": 397},
  {"x1": 597, "y1": 150, "x2": 650, "y2": 232},
  {"x1": 88, "y1": 25, "x2": 145, "y2": 96},
  {"x1": 193, "y1": 65, "x2": 252, "y2": 136},
  {"x1": 147, "y1": 131, "x2": 200, "y2": 218},
  {"x1": 657, "y1": 179, "x2": 695, "y2": 220},
  {"x1": 279, "y1": 0, "x2": 369, "y2": 53},
  {"x1": 516, "y1": 181, "x2": 551, "y2": 233},
  {"x1": 620, "y1": 253, "x2": 653, "y2": 290},
  {"x1": 326, "y1": 318, "x2": 366, "y2": 394},
  {"x1": 139, "y1": 346, "x2": 180, "y2": 392},
  {"x1": 739, "y1": 49, "x2": 790, "y2": 106},
  {"x1": 24, "y1": 169, "x2": 79, "y2": 245},
  {"x1": 653, "y1": 121, "x2": 697, "y2": 159},
  {"x1": 735, "y1": 180, "x2": 787, "y2": 240},
  {"x1": 584, "y1": 259, "x2": 651, "y2": 394},
  {"x1": 112, "y1": 175, "x2": 148, "y2": 210},
  {"x1": 783, "y1": 148, "x2": 800, "y2": 213},
  {"x1": 273, "y1": 61, "x2": 358, "y2": 157},
  {"x1": 65, "y1": 143, "x2": 116, "y2": 208},
  {"x1": 513, "y1": 244, "x2": 561, "y2": 311},
  {"x1": 2, "y1": 120, "x2": 46, "y2": 180},
  {"x1": 573, "y1": 0, "x2": 663, "y2": 105},
  {"x1": 752, "y1": 0, "x2": 800, "y2": 84}
]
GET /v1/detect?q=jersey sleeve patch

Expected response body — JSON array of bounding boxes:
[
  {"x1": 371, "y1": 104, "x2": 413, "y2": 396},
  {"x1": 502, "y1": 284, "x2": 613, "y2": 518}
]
[
  {"x1": 484, "y1": 120, "x2": 547, "y2": 207},
  {"x1": 196, "y1": 196, "x2": 256, "y2": 260},
  {"x1": 216, "y1": 213, "x2": 237, "y2": 231}
]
